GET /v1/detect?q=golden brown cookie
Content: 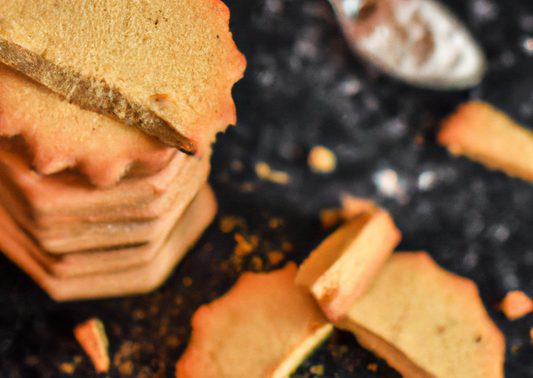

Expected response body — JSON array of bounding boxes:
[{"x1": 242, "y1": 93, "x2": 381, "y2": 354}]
[
  {"x1": 336, "y1": 252, "x2": 505, "y2": 378},
  {"x1": 176, "y1": 263, "x2": 333, "y2": 378},
  {"x1": 295, "y1": 207, "x2": 401, "y2": 322},
  {"x1": 0, "y1": 140, "x2": 210, "y2": 252},
  {"x1": 0, "y1": 63, "x2": 177, "y2": 187},
  {"x1": 0, "y1": 185, "x2": 217, "y2": 301},
  {"x1": 0, "y1": 0, "x2": 246, "y2": 153},
  {"x1": 439, "y1": 100, "x2": 533, "y2": 182}
]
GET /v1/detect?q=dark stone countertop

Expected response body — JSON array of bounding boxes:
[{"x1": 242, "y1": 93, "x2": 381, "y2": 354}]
[{"x1": 2, "y1": 0, "x2": 533, "y2": 376}]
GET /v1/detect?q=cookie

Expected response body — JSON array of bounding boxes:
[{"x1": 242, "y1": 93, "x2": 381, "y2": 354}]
[
  {"x1": 0, "y1": 185, "x2": 217, "y2": 301},
  {"x1": 295, "y1": 207, "x2": 401, "y2": 322},
  {"x1": 336, "y1": 252, "x2": 505, "y2": 378},
  {"x1": 176, "y1": 263, "x2": 333, "y2": 378}
]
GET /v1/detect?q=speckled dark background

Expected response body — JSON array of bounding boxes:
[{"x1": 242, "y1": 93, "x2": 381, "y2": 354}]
[{"x1": 2, "y1": 0, "x2": 533, "y2": 376}]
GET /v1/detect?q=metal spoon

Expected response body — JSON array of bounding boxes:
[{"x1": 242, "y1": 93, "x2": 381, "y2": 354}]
[{"x1": 328, "y1": 0, "x2": 487, "y2": 90}]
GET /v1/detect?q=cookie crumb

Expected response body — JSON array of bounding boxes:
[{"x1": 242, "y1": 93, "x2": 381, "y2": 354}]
[
  {"x1": 255, "y1": 162, "x2": 290, "y2": 184},
  {"x1": 308, "y1": 145, "x2": 337, "y2": 174},
  {"x1": 73, "y1": 318, "x2": 110, "y2": 373},
  {"x1": 500, "y1": 290, "x2": 533, "y2": 320}
]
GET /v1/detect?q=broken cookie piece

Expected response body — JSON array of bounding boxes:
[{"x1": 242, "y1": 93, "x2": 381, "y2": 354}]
[
  {"x1": 176, "y1": 263, "x2": 333, "y2": 378},
  {"x1": 74, "y1": 318, "x2": 110, "y2": 374},
  {"x1": 295, "y1": 207, "x2": 401, "y2": 322},
  {"x1": 438, "y1": 101, "x2": 533, "y2": 182},
  {"x1": 499, "y1": 290, "x2": 533, "y2": 321},
  {"x1": 336, "y1": 252, "x2": 505, "y2": 378}
]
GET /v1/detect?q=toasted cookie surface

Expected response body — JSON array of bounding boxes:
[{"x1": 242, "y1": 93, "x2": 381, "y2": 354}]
[
  {"x1": 0, "y1": 0, "x2": 246, "y2": 152},
  {"x1": 0, "y1": 185, "x2": 217, "y2": 301},
  {"x1": 0, "y1": 63, "x2": 178, "y2": 187},
  {"x1": 176, "y1": 263, "x2": 333, "y2": 378},
  {"x1": 336, "y1": 252, "x2": 505, "y2": 378},
  {"x1": 296, "y1": 207, "x2": 401, "y2": 322},
  {"x1": 438, "y1": 100, "x2": 533, "y2": 182}
]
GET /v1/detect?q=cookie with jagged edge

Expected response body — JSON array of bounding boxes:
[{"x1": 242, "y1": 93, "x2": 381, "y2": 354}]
[
  {"x1": 0, "y1": 63, "x2": 178, "y2": 188},
  {"x1": 336, "y1": 252, "x2": 505, "y2": 378},
  {"x1": 0, "y1": 0, "x2": 246, "y2": 154},
  {"x1": 176, "y1": 263, "x2": 334, "y2": 378},
  {"x1": 0, "y1": 185, "x2": 217, "y2": 301},
  {"x1": 438, "y1": 100, "x2": 533, "y2": 182},
  {"x1": 0, "y1": 139, "x2": 210, "y2": 252}
]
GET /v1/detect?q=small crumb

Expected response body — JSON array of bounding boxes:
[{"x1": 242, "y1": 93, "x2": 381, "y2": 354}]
[
  {"x1": 59, "y1": 362, "x2": 75, "y2": 375},
  {"x1": 269, "y1": 218, "x2": 283, "y2": 229},
  {"x1": 234, "y1": 233, "x2": 254, "y2": 256},
  {"x1": 500, "y1": 290, "x2": 533, "y2": 320},
  {"x1": 309, "y1": 364, "x2": 324, "y2": 375},
  {"x1": 241, "y1": 182, "x2": 255, "y2": 192},
  {"x1": 166, "y1": 336, "x2": 180, "y2": 348},
  {"x1": 255, "y1": 162, "x2": 290, "y2": 184},
  {"x1": 251, "y1": 256, "x2": 263, "y2": 271},
  {"x1": 231, "y1": 160, "x2": 244, "y2": 171},
  {"x1": 183, "y1": 277, "x2": 193, "y2": 287},
  {"x1": 319, "y1": 208, "x2": 343, "y2": 229},
  {"x1": 367, "y1": 363, "x2": 378, "y2": 372},
  {"x1": 282, "y1": 242, "x2": 293, "y2": 252},
  {"x1": 308, "y1": 145, "x2": 337, "y2": 174},
  {"x1": 119, "y1": 360, "x2": 134, "y2": 375},
  {"x1": 269, "y1": 170, "x2": 290, "y2": 184},
  {"x1": 512, "y1": 345, "x2": 520, "y2": 354},
  {"x1": 268, "y1": 251, "x2": 285, "y2": 265},
  {"x1": 73, "y1": 318, "x2": 110, "y2": 374},
  {"x1": 132, "y1": 309, "x2": 146, "y2": 320},
  {"x1": 220, "y1": 215, "x2": 246, "y2": 233}
]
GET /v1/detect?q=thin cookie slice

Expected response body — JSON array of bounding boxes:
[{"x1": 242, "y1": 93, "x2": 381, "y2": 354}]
[
  {"x1": 26, "y1": 178, "x2": 207, "y2": 277},
  {"x1": 295, "y1": 207, "x2": 401, "y2": 322},
  {"x1": 176, "y1": 263, "x2": 334, "y2": 378},
  {"x1": 0, "y1": 0, "x2": 246, "y2": 153},
  {"x1": 438, "y1": 100, "x2": 533, "y2": 182},
  {"x1": 0, "y1": 137, "x2": 210, "y2": 226},
  {"x1": 336, "y1": 252, "x2": 505, "y2": 378},
  {"x1": 0, "y1": 147, "x2": 210, "y2": 253},
  {"x1": 0, "y1": 63, "x2": 176, "y2": 187},
  {"x1": 0, "y1": 185, "x2": 217, "y2": 301},
  {"x1": 73, "y1": 318, "x2": 110, "y2": 374}
]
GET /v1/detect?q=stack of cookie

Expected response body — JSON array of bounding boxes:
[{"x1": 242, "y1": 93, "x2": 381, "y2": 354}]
[
  {"x1": 0, "y1": 63, "x2": 219, "y2": 301},
  {"x1": 0, "y1": 0, "x2": 245, "y2": 301}
]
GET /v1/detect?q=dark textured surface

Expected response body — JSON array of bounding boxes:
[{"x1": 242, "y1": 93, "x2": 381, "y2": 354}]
[{"x1": 2, "y1": 0, "x2": 533, "y2": 376}]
